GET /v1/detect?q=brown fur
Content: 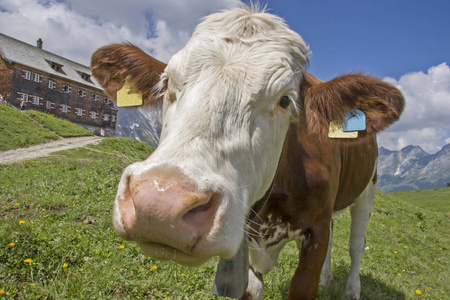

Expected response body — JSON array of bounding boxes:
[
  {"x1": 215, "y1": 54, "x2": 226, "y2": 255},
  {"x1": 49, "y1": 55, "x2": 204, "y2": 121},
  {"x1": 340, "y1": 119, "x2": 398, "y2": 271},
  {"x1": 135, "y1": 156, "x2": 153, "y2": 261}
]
[{"x1": 91, "y1": 44, "x2": 166, "y2": 105}]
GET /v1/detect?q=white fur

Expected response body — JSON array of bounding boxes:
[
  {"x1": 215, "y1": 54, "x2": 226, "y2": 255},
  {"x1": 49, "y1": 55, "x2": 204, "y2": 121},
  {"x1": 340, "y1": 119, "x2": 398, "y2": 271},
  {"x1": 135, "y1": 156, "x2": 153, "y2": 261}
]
[
  {"x1": 113, "y1": 6, "x2": 310, "y2": 264},
  {"x1": 345, "y1": 159, "x2": 377, "y2": 300}
]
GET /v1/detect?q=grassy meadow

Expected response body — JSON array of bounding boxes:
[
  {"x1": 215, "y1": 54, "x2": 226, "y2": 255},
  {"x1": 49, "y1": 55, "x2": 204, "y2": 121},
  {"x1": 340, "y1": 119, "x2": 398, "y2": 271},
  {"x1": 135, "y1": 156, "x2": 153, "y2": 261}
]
[
  {"x1": 0, "y1": 105, "x2": 92, "y2": 151},
  {"x1": 0, "y1": 112, "x2": 448, "y2": 299}
]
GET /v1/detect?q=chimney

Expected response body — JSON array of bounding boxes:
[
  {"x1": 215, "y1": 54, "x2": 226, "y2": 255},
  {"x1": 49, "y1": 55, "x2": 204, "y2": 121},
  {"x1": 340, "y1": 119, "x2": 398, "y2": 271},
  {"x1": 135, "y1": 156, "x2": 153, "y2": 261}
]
[{"x1": 37, "y1": 38, "x2": 43, "y2": 49}]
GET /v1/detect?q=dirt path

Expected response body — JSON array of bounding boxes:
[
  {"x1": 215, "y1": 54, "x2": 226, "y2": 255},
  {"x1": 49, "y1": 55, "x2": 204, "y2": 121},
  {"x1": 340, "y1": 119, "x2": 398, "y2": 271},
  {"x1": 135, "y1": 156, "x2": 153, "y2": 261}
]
[{"x1": 0, "y1": 136, "x2": 102, "y2": 165}]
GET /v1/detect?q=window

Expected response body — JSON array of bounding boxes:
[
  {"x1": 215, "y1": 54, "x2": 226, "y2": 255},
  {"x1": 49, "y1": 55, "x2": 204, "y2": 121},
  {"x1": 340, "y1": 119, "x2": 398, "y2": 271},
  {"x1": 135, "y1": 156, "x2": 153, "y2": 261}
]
[
  {"x1": 33, "y1": 73, "x2": 43, "y2": 83},
  {"x1": 75, "y1": 108, "x2": 85, "y2": 117},
  {"x1": 22, "y1": 70, "x2": 31, "y2": 80},
  {"x1": 48, "y1": 80, "x2": 56, "y2": 89},
  {"x1": 91, "y1": 93, "x2": 99, "y2": 101},
  {"x1": 104, "y1": 97, "x2": 112, "y2": 105},
  {"x1": 80, "y1": 72, "x2": 92, "y2": 82},
  {"x1": 89, "y1": 111, "x2": 98, "y2": 119},
  {"x1": 103, "y1": 114, "x2": 110, "y2": 122},
  {"x1": 31, "y1": 95, "x2": 41, "y2": 105},
  {"x1": 46, "y1": 101, "x2": 53, "y2": 110},
  {"x1": 63, "y1": 85, "x2": 72, "y2": 93},
  {"x1": 51, "y1": 62, "x2": 64, "y2": 72},
  {"x1": 78, "y1": 89, "x2": 86, "y2": 97},
  {"x1": 61, "y1": 104, "x2": 69, "y2": 113},
  {"x1": 17, "y1": 92, "x2": 29, "y2": 102}
]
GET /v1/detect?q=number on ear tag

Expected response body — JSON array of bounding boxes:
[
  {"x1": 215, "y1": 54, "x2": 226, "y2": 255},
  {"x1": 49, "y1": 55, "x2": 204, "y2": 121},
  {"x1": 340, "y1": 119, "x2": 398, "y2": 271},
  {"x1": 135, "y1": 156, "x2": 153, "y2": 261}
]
[
  {"x1": 329, "y1": 120, "x2": 358, "y2": 138},
  {"x1": 117, "y1": 76, "x2": 143, "y2": 107},
  {"x1": 343, "y1": 109, "x2": 366, "y2": 132}
]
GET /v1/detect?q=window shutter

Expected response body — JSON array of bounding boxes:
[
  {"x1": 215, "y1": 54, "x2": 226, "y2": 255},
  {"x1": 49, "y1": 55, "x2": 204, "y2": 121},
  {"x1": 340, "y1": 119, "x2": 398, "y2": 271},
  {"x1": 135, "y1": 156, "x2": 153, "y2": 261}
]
[
  {"x1": 16, "y1": 92, "x2": 21, "y2": 100},
  {"x1": 40, "y1": 75, "x2": 43, "y2": 83},
  {"x1": 82, "y1": 109, "x2": 86, "y2": 116},
  {"x1": 67, "y1": 106, "x2": 71, "y2": 113},
  {"x1": 51, "y1": 103, "x2": 55, "y2": 109},
  {"x1": 59, "y1": 104, "x2": 63, "y2": 111},
  {"x1": 40, "y1": 98, "x2": 44, "y2": 105}
]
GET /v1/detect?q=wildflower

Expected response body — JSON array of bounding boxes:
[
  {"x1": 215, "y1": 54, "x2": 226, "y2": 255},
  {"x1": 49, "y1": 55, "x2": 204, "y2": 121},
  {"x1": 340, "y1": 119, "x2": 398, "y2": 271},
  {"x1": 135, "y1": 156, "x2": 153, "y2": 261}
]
[
  {"x1": 416, "y1": 289, "x2": 422, "y2": 295},
  {"x1": 119, "y1": 245, "x2": 124, "y2": 249},
  {"x1": 44, "y1": 215, "x2": 49, "y2": 218},
  {"x1": 19, "y1": 220, "x2": 25, "y2": 225},
  {"x1": 394, "y1": 251, "x2": 397, "y2": 254},
  {"x1": 9, "y1": 242, "x2": 15, "y2": 247},
  {"x1": 42, "y1": 209, "x2": 45, "y2": 211},
  {"x1": 23, "y1": 259, "x2": 33, "y2": 263},
  {"x1": 73, "y1": 204, "x2": 76, "y2": 207},
  {"x1": 0, "y1": 290, "x2": 5, "y2": 294},
  {"x1": 152, "y1": 266, "x2": 157, "y2": 270},
  {"x1": 397, "y1": 273, "x2": 401, "y2": 276},
  {"x1": 31, "y1": 283, "x2": 35, "y2": 286},
  {"x1": 63, "y1": 263, "x2": 68, "y2": 268}
]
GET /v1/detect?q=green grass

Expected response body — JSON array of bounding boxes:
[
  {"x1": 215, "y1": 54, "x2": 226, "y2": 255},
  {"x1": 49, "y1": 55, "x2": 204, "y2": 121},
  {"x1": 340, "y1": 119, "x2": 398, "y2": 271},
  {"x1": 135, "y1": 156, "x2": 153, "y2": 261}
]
[
  {"x1": 0, "y1": 105, "x2": 92, "y2": 151},
  {"x1": 0, "y1": 138, "x2": 448, "y2": 299},
  {"x1": 390, "y1": 188, "x2": 450, "y2": 213},
  {"x1": 25, "y1": 110, "x2": 93, "y2": 138}
]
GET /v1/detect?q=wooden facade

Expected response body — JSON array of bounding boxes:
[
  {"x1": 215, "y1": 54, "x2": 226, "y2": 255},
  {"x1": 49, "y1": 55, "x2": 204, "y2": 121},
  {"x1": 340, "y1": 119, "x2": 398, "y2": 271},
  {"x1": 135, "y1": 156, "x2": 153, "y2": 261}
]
[{"x1": 0, "y1": 33, "x2": 116, "y2": 128}]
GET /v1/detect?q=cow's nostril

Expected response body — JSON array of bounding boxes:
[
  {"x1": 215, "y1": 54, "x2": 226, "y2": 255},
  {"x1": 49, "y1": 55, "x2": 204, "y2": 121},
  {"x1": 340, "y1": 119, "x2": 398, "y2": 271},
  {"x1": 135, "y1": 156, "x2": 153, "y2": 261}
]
[
  {"x1": 187, "y1": 200, "x2": 213, "y2": 214},
  {"x1": 182, "y1": 193, "x2": 220, "y2": 225}
]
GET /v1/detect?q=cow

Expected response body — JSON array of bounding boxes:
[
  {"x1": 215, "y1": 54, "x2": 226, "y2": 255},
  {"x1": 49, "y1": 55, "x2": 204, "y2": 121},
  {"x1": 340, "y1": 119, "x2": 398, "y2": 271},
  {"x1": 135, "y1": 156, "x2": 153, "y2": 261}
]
[{"x1": 91, "y1": 5, "x2": 404, "y2": 300}]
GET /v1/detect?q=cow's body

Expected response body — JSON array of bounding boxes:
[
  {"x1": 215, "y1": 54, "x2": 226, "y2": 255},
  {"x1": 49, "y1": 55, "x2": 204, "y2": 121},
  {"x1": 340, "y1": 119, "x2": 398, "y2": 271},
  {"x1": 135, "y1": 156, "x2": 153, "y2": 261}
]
[{"x1": 91, "y1": 5, "x2": 404, "y2": 300}]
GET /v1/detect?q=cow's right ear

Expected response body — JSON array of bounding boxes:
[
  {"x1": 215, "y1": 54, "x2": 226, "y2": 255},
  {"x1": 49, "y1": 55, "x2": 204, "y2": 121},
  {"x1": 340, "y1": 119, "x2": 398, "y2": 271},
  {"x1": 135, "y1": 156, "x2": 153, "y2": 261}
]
[{"x1": 91, "y1": 44, "x2": 167, "y2": 105}]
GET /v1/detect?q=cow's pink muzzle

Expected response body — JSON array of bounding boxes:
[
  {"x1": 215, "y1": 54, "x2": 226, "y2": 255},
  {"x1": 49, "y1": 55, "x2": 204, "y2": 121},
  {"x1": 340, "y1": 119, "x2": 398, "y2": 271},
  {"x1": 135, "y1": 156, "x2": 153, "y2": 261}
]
[{"x1": 114, "y1": 169, "x2": 221, "y2": 264}]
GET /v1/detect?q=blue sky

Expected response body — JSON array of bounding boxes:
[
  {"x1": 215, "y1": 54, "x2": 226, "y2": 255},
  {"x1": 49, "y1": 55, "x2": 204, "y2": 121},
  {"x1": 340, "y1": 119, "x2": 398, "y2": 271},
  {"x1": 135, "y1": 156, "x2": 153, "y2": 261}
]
[
  {"x1": 1, "y1": 0, "x2": 449, "y2": 153},
  {"x1": 264, "y1": 0, "x2": 450, "y2": 80}
]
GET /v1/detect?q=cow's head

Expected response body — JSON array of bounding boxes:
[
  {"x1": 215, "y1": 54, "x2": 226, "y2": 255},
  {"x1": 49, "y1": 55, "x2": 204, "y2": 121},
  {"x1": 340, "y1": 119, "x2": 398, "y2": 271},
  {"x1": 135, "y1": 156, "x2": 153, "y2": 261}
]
[{"x1": 91, "y1": 6, "x2": 403, "y2": 266}]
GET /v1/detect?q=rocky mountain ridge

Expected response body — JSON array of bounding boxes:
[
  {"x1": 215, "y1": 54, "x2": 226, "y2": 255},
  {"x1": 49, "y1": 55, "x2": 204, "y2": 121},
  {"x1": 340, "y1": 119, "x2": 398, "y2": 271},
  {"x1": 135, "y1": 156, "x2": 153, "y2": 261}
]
[{"x1": 377, "y1": 143, "x2": 450, "y2": 192}]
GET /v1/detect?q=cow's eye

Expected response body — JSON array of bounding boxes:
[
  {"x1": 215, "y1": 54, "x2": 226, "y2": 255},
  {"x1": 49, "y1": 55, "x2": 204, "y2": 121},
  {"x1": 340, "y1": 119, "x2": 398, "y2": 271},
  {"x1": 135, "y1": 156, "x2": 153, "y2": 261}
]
[{"x1": 278, "y1": 96, "x2": 291, "y2": 109}]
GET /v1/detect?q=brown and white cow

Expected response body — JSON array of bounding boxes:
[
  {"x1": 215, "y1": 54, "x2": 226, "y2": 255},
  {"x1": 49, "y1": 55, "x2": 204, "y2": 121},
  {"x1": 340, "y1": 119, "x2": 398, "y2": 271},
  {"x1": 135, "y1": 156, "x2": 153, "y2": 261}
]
[{"x1": 91, "y1": 6, "x2": 404, "y2": 300}]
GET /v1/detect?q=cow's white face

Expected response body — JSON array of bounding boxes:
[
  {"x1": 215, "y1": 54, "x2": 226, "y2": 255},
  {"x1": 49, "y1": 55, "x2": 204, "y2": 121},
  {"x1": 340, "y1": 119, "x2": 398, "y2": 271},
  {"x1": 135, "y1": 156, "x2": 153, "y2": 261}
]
[{"x1": 112, "y1": 7, "x2": 308, "y2": 266}]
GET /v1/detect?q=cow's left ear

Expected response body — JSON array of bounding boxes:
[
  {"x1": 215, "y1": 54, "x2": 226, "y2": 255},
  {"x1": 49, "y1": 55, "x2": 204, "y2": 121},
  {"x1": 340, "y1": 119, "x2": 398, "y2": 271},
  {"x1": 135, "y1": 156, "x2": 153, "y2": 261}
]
[{"x1": 301, "y1": 73, "x2": 405, "y2": 137}]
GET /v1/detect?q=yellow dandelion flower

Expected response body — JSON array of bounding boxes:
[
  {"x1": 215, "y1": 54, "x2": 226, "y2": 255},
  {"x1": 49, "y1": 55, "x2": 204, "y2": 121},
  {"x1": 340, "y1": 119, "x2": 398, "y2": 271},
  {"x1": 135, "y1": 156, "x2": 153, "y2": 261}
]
[
  {"x1": 416, "y1": 289, "x2": 422, "y2": 295},
  {"x1": 0, "y1": 290, "x2": 5, "y2": 294},
  {"x1": 119, "y1": 245, "x2": 124, "y2": 249},
  {"x1": 73, "y1": 204, "x2": 76, "y2": 207},
  {"x1": 152, "y1": 266, "x2": 158, "y2": 270},
  {"x1": 19, "y1": 220, "x2": 25, "y2": 225},
  {"x1": 23, "y1": 259, "x2": 33, "y2": 263},
  {"x1": 397, "y1": 273, "x2": 401, "y2": 276},
  {"x1": 404, "y1": 246, "x2": 407, "y2": 248},
  {"x1": 63, "y1": 263, "x2": 68, "y2": 268},
  {"x1": 394, "y1": 251, "x2": 397, "y2": 254},
  {"x1": 42, "y1": 209, "x2": 45, "y2": 211},
  {"x1": 44, "y1": 215, "x2": 49, "y2": 218},
  {"x1": 9, "y1": 242, "x2": 15, "y2": 247},
  {"x1": 31, "y1": 283, "x2": 35, "y2": 286}
]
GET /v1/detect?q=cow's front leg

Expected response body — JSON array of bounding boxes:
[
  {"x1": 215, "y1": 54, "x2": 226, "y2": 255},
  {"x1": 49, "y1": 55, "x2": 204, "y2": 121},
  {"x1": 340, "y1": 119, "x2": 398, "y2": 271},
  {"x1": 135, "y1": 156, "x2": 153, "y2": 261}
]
[
  {"x1": 240, "y1": 267, "x2": 264, "y2": 300},
  {"x1": 319, "y1": 220, "x2": 333, "y2": 288},
  {"x1": 290, "y1": 224, "x2": 330, "y2": 300}
]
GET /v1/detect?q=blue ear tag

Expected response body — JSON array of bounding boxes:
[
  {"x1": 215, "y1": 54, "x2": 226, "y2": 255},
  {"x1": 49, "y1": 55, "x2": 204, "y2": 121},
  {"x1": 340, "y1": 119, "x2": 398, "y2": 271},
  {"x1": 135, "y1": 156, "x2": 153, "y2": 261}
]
[{"x1": 343, "y1": 109, "x2": 366, "y2": 132}]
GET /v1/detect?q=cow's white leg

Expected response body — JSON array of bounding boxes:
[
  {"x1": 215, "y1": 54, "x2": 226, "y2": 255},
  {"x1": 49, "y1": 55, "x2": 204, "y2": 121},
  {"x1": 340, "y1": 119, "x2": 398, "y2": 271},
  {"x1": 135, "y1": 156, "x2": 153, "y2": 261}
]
[
  {"x1": 241, "y1": 267, "x2": 264, "y2": 300},
  {"x1": 345, "y1": 174, "x2": 376, "y2": 300},
  {"x1": 245, "y1": 237, "x2": 289, "y2": 300},
  {"x1": 320, "y1": 220, "x2": 333, "y2": 287}
]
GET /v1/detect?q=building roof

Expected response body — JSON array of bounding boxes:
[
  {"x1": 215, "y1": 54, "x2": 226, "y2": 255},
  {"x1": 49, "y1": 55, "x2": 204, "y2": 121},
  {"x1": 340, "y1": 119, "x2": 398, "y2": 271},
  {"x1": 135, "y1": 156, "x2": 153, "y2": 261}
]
[{"x1": 0, "y1": 33, "x2": 102, "y2": 90}]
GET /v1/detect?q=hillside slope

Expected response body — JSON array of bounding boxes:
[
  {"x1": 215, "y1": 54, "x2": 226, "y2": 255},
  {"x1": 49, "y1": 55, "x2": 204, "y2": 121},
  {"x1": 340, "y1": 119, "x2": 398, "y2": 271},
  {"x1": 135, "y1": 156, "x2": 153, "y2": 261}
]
[
  {"x1": 0, "y1": 105, "x2": 92, "y2": 151},
  {"x1": 0, "y1": 139, "x2": 448, "y2": 299}
]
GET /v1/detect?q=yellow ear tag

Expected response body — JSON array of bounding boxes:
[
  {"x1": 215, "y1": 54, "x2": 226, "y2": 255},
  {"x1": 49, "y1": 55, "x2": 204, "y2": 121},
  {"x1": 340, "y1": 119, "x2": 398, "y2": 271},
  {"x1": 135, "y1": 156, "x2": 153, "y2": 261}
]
[
  {"x1": 117, "y1": 76, "x2": 143, "y2": 107},
  {"x1": 328, "y1": 120, "x2": 358, "y2": 138}
]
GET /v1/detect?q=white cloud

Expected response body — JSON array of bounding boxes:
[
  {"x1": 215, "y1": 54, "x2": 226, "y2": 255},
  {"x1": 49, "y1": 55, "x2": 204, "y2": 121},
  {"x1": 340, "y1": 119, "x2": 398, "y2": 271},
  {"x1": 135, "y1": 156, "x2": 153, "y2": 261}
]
[
  {"x1": 380, "y1": 63, "x2": 450, "y2": 154},
  {"x1": 0, "y1": 0, "x2": 240, "y2": 65}
]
